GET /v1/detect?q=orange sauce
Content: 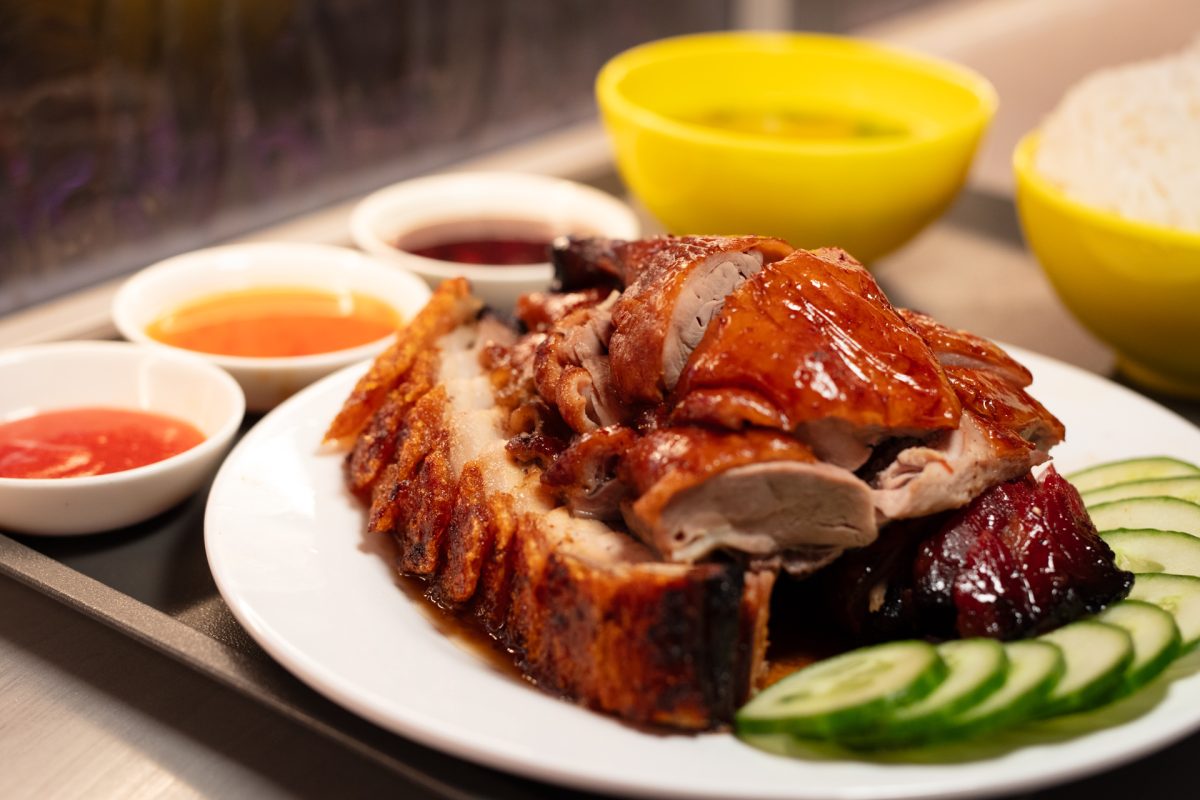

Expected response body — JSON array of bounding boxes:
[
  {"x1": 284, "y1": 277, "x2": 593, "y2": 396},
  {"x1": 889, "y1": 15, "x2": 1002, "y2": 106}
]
[
  {"x1": 0, "y1": 407, "x2": 205, "y2": 479},
  {"x1": 146, "y1": 286, "x2": 401, "y2": 358}
]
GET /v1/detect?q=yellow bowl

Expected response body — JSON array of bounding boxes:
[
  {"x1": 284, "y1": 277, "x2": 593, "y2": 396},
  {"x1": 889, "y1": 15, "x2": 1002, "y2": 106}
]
[
  {"x1": 1014, "y1": 133, "x2": 1200, "y2": 397},
  {"x1": 596, "y1": 32, "x2": 997, "y2": 262}
]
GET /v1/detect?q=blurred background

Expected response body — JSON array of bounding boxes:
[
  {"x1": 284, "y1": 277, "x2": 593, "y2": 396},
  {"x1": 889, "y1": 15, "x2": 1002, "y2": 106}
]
[
  {"x1": 0, "y1": 0, "x2": 944, "y2": 316},
  {"x1": 1, "y1": 0, "x2": 1197, "y2": 317}
]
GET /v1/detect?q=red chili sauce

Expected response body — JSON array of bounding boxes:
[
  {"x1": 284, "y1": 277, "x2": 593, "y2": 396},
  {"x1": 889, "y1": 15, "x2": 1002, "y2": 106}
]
[
  {"x1": 0, "y1": 407, "x2": 205, "y2": 479},
  {"x1": 397, "y1": 219, "x2": 555, "y2": 266}
]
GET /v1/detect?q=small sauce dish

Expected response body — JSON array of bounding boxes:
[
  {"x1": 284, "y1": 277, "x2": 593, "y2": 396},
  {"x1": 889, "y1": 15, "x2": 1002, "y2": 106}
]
[
  {"x1": 350, "y1": 171, "x2": 641, "y2": 310},
  {"x1": 0, "y1": 341, "x2": 245, "y2": 536},
  {"x1": 113, "y1": 242, "x2": 432, "y2": 410}
]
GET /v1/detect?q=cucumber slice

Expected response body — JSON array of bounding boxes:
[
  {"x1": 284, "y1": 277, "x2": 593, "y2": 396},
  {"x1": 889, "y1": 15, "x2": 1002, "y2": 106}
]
[
  {"x1": 1096, "y1": 600, "x2": 1183, "y2": 693},
  {"x1": 1128, "y1": 573, "x2": 1200, "y2": 649},
  {"x1": 1102, "y1": 529, "x2": 1200, "y2": 577},
  {"x1": 1089, "y1": 497, "x2": 1200, "y2": 538},
  {"x1": 735, "y1": 640, "x2": 946, "y2": 737},
  {"x1": 1036, "y1": 620, "x2": 1133, "y2": 717},
  {"x1": 1069, "y1": 457, "x2": 1200, "y2": 493},
  {"x1": 839, "y1": 639, "x2": 1008, "y2": 749},
  {"x1": 1084, "y1": 476, "x2": 1200, "y2": 508},
  {"x1": 942, "y1": 640, "x2": 1065, "y2": 738}
]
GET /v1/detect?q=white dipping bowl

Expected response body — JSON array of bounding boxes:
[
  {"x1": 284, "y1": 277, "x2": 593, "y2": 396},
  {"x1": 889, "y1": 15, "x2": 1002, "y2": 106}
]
[
  {"x1": 113, "y1": 242, "x2": 432, "y2": 411},
  {"x1": 0, "y1": 341, "x2": 245, "y2": 536},
  {"x1": 350, "y1": 171, "x2": 641, "y2": 311}
]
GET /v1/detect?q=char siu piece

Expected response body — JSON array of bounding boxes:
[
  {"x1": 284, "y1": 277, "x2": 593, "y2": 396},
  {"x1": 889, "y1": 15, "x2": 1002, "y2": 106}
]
[
  {"x1": 916, "y1": 466, "x2": 1131, "y2": 639},
  {"x1": 672, "y1": 248, "x2": 961, "y2": 470},
  {"x1": 818, "y1": 467, "x2": 1131, "y2": 642}
]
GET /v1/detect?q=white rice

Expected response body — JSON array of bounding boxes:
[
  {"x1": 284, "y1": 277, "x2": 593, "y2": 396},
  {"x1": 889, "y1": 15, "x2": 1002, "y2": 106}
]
[{"x1": 1035, "y1": 41, "x2": 1200, "y2": 233}]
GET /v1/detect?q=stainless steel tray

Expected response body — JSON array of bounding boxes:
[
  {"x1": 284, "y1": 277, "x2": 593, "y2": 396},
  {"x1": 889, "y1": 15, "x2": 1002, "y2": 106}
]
[{"x1": 4, "y1": 185, "x2": 1200, "y2": 799}]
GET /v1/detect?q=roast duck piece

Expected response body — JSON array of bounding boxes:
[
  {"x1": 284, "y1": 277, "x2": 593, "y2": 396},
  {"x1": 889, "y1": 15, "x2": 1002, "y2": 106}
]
[{"x1": 325, "y1": 235, "x2": 1130, "y2": 731}]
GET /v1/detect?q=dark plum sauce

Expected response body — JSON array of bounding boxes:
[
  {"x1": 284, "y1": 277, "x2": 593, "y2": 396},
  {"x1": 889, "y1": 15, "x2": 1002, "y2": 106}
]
[
  {"x1": 397, "y1": 219, "x2": 560, "y2": 266},
  {"x1": 408, "y1": 238, "x2": 550, "y2": 265}
]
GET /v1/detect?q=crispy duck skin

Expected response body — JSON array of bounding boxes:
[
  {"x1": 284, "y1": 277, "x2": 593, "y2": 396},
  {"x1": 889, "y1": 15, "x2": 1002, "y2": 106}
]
[
  {"x1": 672, "y1": 248, "x2": 962, "y2": 466},
  {"x1": 540, "y1": 425, "x2": 637, "y2": 518},
  {"x1": 333, "y1": 280, "x2": 773, "y2": 730},
  {"x1": 550, "y1": 235, "x2": 730, "y2": 292},
  {"x1": 866, "y1": 310, "x2": 1066, "y2": 521},
  {"x1": 606, "y1": 235, "x2": 793, "y2": 407},
  {"x1": 899, "y1": 309, "x2": 1064, "y2": 450}
]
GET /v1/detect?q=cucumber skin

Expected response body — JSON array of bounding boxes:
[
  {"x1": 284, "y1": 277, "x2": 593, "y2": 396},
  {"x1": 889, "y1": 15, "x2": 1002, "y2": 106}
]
[
  {"x1": 1101, "y1": 529, "x2": 1200, "y2": 577},
  {"x1": 942, "y1": 640, "x2": 1065, "y2": 741},
  {"x1": 838, "y1": 640, "x2": 1008, "y2": 750},
  {"x1": 1097, "y1": 600, "x2": 1183, "y2": 695},
  {"x1": 1036, "y1": 621, "x2": 1134, "y2": 718},
  {"x1": 1128, "y1": 572, "x2": 1200, "y2": 650},
  {"x1": 1089, "y1": 496, "x2": 1200, "y2": 537},
  {"x1": 1083, "y1": 476, "x2": 1200, "y2": 508},
  {"x1": 735, "y1": 642, "x2": 948, "y2": 738},
  {"x1": 1068, "y1": 457, "x2": 1200, "y2": 493}
]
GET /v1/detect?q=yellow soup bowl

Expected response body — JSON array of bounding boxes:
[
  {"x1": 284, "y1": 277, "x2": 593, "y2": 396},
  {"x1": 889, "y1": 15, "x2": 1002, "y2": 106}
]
[
  {"x1": 1014, "y1": 133, "x2": 1200, "y2": 397},
  {"x1": 596, "y1": 32, "x2": 996, "y2": 262}
]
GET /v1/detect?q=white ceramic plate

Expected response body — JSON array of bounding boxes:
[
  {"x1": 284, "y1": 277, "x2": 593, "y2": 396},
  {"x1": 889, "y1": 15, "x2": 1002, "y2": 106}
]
[{"x1": 205, "y1": 347, "x2": 1200, "y2": 799}]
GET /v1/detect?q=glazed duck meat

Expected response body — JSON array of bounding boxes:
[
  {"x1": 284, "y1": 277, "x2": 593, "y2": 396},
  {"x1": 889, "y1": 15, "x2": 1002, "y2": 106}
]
[
  {"x1": 327, "y1": 234, "x2": 1129, "y2": 731},
  {"x1": 671, "y1": 247, "x2": 963, "y2": 464}
]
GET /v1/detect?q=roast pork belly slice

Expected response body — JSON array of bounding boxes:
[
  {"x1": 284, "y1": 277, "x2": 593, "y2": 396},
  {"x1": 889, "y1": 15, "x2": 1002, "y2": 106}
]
[
  {"x1": 336, "y1": 284, "x2": 775, "y2": 730},
  {"x1": 605, "y1": 235, "x2": 794, "y2": 407},
  {"x1": 618, "y1": 426, "x2": 877, "y2": 567},
  {"x1": 672, "y1": 248, "x2": 961, "y2": 468}
]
